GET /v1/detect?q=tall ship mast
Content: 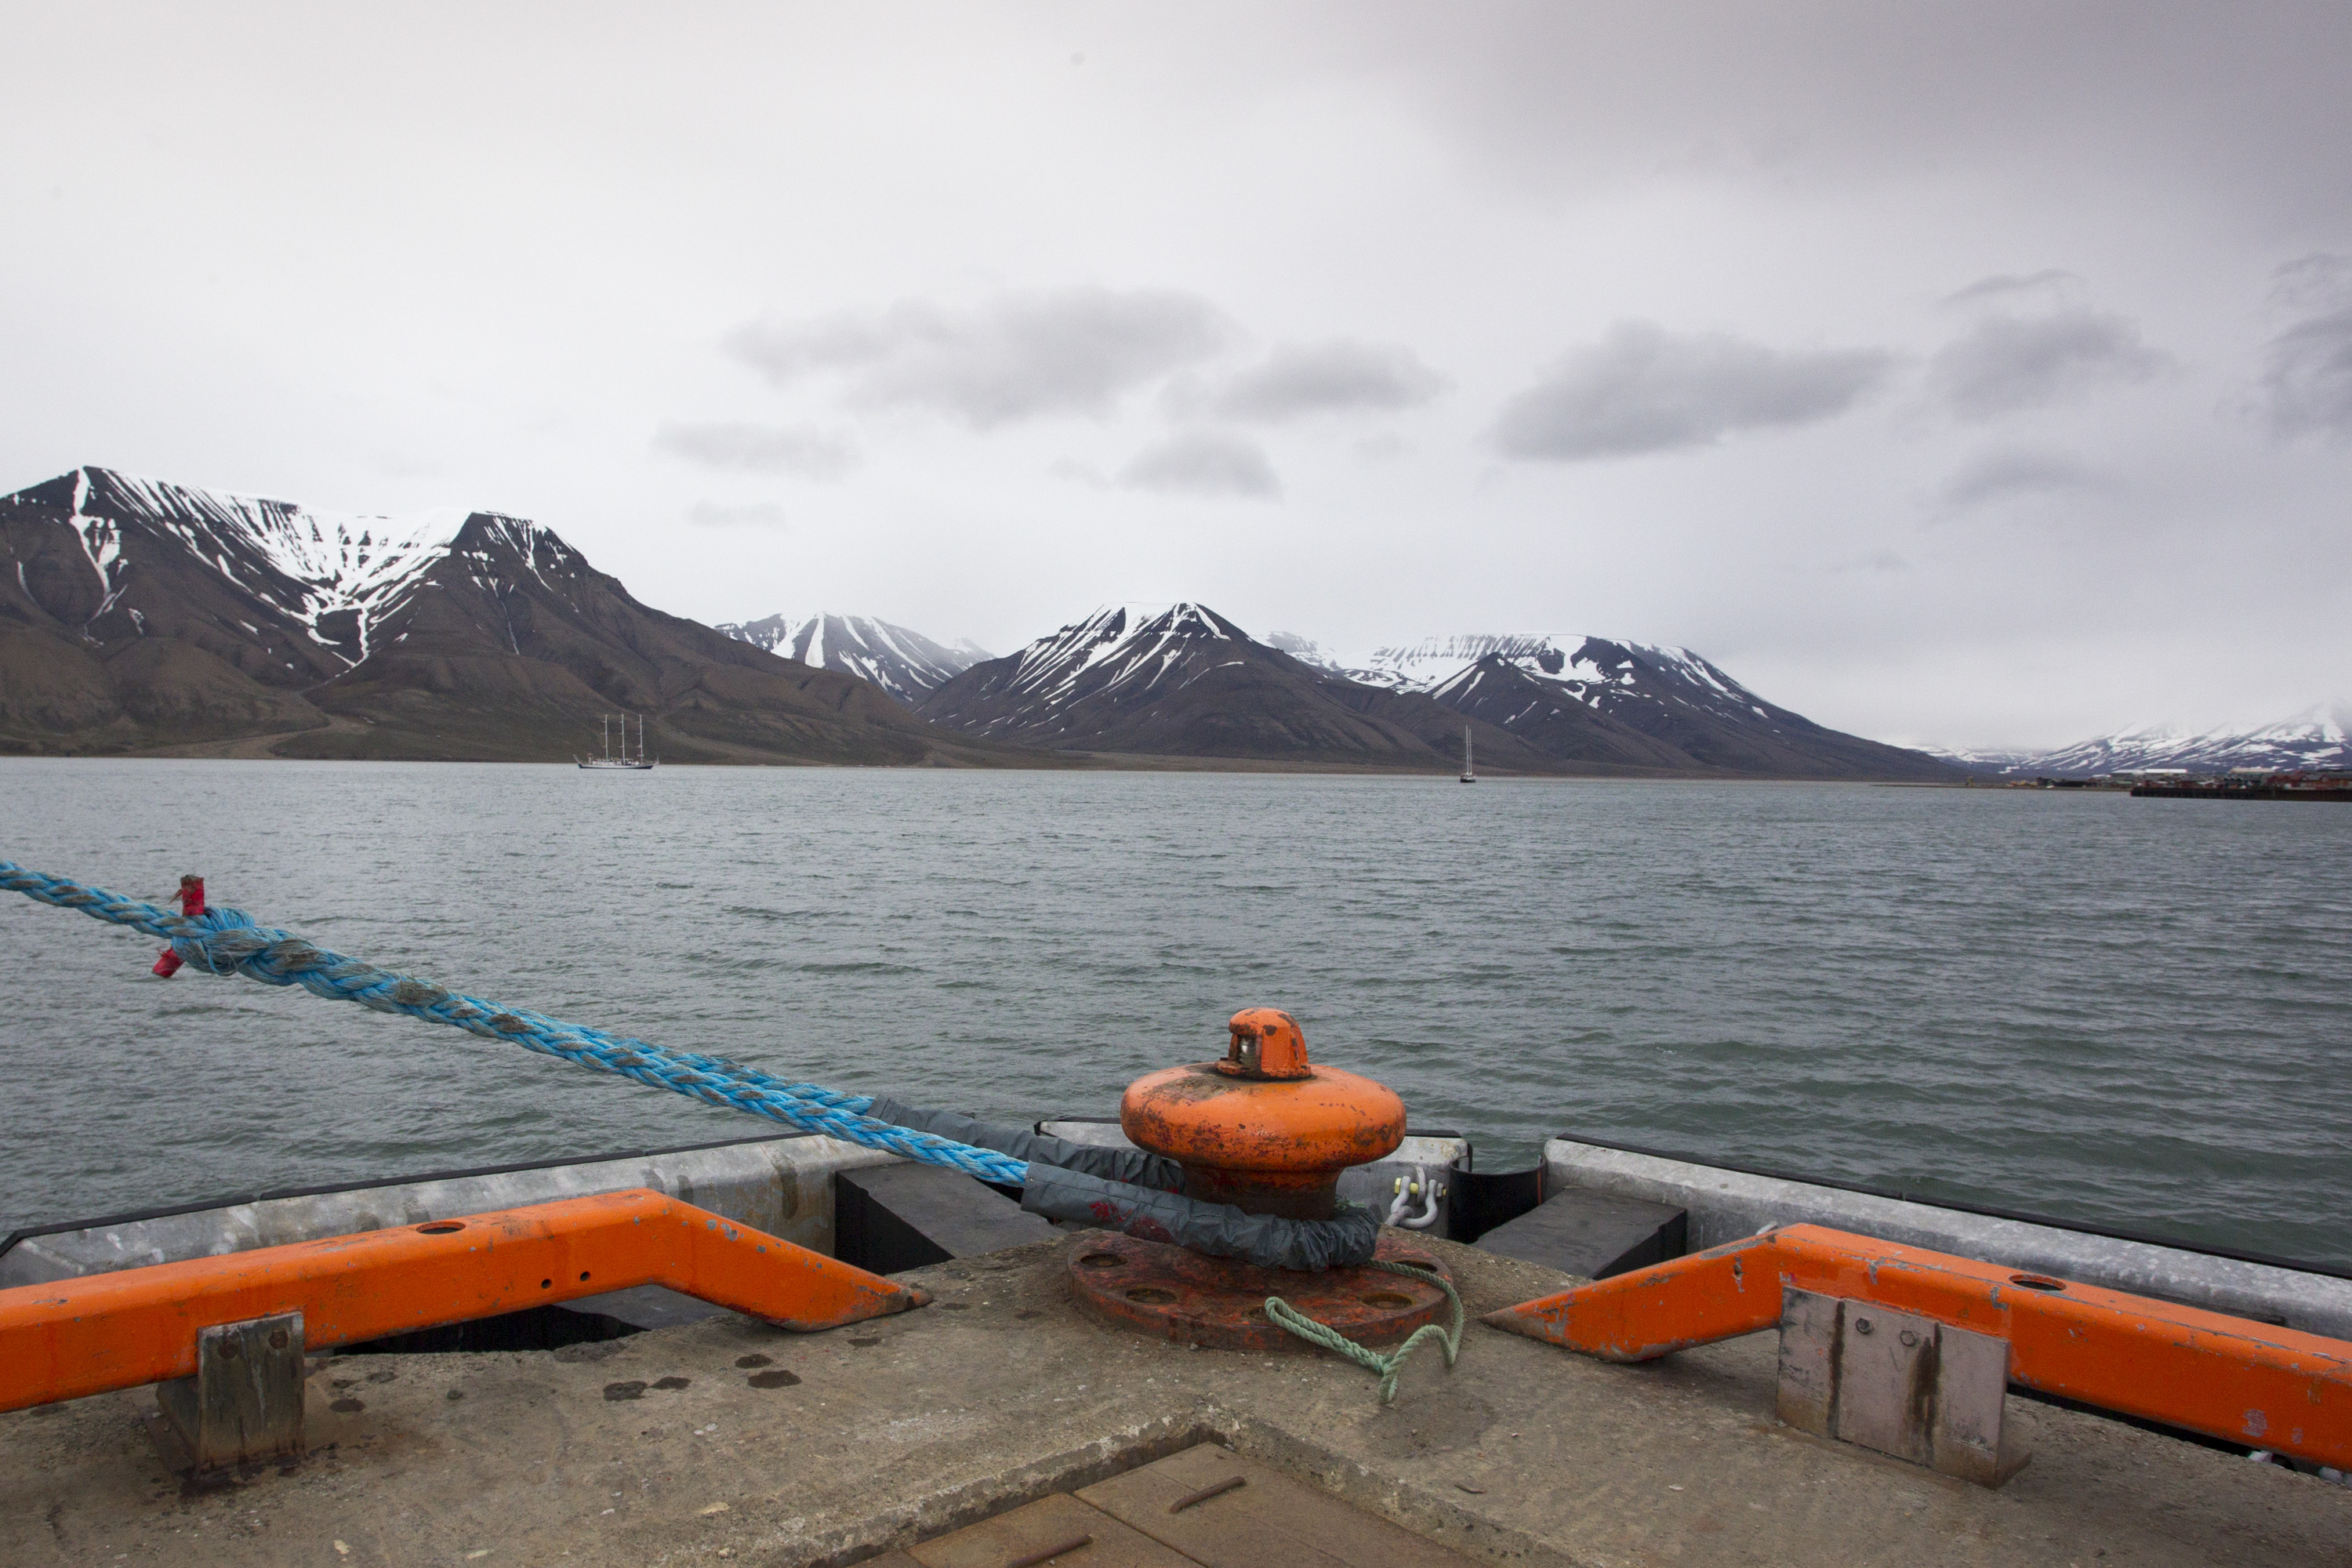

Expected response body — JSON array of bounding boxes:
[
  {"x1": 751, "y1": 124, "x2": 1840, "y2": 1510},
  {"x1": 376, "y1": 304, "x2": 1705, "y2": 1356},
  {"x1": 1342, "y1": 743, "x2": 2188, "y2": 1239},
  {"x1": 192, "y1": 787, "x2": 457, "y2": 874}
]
[{"x1": 576, "y1": 713, "x2": 659, "y2": 770}]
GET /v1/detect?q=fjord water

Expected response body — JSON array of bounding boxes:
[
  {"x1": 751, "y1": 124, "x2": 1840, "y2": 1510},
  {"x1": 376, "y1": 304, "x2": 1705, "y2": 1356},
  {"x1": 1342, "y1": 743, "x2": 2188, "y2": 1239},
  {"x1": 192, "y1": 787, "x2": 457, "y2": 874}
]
[{"x1": 4, "y1": 760, "x2": 2347, "y2": 1268}]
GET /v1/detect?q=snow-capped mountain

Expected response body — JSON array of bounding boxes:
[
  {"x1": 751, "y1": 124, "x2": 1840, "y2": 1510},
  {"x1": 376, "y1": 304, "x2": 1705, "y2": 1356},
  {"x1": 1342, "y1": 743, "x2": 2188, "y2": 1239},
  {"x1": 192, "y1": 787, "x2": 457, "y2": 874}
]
[
  {"x1": 6, "y1": 466, "x2": 475, "y2": 677},
  {"x1": 1276, "y1": 630, "x2": 1957, "y2": 780},
  {"x1": 0, "y1": 466, "x2": 1015, "y2": 764},
  {"x1": 1929, "y1": 708, "x2": 2352, "y2": 778},
  {"x1": 715, "y1": 613, "x2": 993, "y2": 706},
  {"x1": 919, "y1": 604, "x2": 1564, "y2": 769}
]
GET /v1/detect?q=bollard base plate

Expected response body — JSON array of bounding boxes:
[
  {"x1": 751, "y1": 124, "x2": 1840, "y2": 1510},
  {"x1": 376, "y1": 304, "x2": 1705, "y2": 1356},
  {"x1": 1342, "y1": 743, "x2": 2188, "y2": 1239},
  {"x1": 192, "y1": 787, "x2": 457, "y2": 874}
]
[{"x1": 1066, "y1": 1232, "x2": 1450, "y2": 1352}]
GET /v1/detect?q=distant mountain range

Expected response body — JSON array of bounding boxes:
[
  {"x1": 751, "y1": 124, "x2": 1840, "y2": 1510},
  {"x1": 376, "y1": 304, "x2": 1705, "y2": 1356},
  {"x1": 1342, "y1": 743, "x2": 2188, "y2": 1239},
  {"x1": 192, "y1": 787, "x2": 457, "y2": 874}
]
[
  {"x1": 910, "y1": 603, "x2": 1569, "y2": 771},
  {"x1": 908, "y1": 605, "x2": 1958, "y2": 779},
  {"x1": 1926, "y1": 708, "x2": 2352, "y2": 779},
  {"x1": 0, "y1": 463, "x2": 1969, "y2": 779},
  {"x1": 713, "y1": 613, "x2": 993, "y2": 706},
  {"x1": 1270, "y1": 631, "x2": 1951, "y2": 779},
  {"x1": 0, "y1": 467, "x2": 1024, "y2": 764}
]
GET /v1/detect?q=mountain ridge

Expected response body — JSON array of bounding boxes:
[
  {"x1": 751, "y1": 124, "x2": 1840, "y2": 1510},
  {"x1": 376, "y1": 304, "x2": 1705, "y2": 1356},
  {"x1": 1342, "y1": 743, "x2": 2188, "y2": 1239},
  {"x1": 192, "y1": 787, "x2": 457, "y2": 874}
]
[
  {"x1": 1926, "y1": 706, "x2": 2352, "y2": 777},
  {"x1": 920, "y1": 604, "x2": 1955, "y2": 779},
  {"x1": 715, "y1": 612, "x2": 993, "y2": 706},
  {"x1": 0, "y1": 466, "x2": 1035, "y2": 765},
  {"x1": 1276, "y1": 629, "x2": 1957, "y2": 780}
]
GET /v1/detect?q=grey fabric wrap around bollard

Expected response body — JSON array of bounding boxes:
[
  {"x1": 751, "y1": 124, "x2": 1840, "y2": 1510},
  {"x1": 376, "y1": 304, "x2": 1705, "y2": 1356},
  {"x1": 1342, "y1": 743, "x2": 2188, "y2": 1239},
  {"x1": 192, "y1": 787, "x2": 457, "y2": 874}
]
[
  {"x1": 864, "y1": 1095, "x2": 1381, "y2": 1271},
  {"x1": 1018, "y1": 1166, "x2": 1381, "y2": 1272},
  {"x1": 864, "y1": 1096, "x2": 1185, "y2": 1191}
]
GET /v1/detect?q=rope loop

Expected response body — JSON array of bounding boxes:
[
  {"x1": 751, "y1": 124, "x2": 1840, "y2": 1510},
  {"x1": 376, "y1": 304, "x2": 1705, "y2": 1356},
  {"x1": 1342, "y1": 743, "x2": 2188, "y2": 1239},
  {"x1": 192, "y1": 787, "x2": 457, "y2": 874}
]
[{"x1": 1265, "y1": 1258, "x2": 1465, "y2": 1404}]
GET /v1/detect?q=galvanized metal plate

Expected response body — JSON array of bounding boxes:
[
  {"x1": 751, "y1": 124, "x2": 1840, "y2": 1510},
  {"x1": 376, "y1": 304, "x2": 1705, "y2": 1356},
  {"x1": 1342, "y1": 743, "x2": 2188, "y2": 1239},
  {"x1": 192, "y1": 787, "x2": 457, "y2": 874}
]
[
  {"x1": 1065, "y1": 1233, "x2": 1451, "y2": 1352},
  {"x1": 906, "y1": 1493, "x2": 1194, "y2": 1567},
  {"x1": 1078, "y1": 1442, "x2": 1482, "y2": 1567}
]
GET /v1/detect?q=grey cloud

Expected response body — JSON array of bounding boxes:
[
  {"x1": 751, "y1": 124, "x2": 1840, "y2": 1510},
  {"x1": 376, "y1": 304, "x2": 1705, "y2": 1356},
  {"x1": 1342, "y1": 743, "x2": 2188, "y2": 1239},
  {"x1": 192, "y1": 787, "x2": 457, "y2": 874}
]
[
  {"x1": 1940, "y1": 270, "x2": 2083, "y2": 309},
  {"x1": 685, "y1": 499, "x2": 789, "y2": 528},
  {"x1": 724, "y1": 288, "x2": 1232, "y2": 429},
  {"x1": 653, "y1": 421, "x2": 857, "y2": 481},
  {"x1": 1118, "y1": 432, "x2": 1281, "y2": 498},
  {"x1": 1492, "y1": 321, "x2": 1893, "y2": 460},
  {"x1": 1938, "y1": 446, "x2": 2108, "y2": 510},
  {"x1": 1174, "y1": 340, "x2": 1449, "y2": 422},
  {"x1": 2269, "y1": 252, "x2": 2352, "y2": 313},
  {"x1": 1926, "y1": 307, "x2": 2172, "y2": 421},
  {"x1": 2249, "y1": 253, "x2": 2352, "y2": 443}
]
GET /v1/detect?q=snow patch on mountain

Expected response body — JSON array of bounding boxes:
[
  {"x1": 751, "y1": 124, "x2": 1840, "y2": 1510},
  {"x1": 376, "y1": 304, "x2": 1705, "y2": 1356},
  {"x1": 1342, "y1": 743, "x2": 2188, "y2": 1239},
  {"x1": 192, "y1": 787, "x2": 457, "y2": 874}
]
[
  {"x1": 943, "y1": 603, "x2": 1250, "y2": 735},
  {"x1": 995, "y1": 604, "x2": 1237, "y2": 708},
  {"x1": 716, "y1": 612, "x2": 993, "y2": 704},
  {"x1": 1281, "y1": 629, "x2": 1773, "y2": 720},
  {"x1": 53, "y1": 466, "x2": 488, "y2": 663}
]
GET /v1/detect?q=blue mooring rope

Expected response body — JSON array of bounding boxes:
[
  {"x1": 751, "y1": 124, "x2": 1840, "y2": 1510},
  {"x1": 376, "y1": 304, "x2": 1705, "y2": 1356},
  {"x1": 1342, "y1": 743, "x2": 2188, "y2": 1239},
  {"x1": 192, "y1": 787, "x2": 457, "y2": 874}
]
[{"x1": 0, "y1": 861, "x2": 1029, "y2": 1186}]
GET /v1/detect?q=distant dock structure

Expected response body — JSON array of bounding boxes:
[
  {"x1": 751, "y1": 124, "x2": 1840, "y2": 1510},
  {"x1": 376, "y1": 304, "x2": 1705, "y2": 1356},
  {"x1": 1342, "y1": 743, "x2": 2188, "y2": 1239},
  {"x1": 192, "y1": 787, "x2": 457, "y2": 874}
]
[{"x1": 2129, "y1": 768, "x2": 2351, "y2": 801}]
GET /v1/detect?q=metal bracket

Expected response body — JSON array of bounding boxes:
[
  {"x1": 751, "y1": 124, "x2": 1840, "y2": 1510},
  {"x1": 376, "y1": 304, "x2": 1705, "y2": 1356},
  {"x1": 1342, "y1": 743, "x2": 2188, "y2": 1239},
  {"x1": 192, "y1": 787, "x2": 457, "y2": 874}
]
[
  {"x1": 1777, "y1": 1287, "x2": 2029, "y2": 1487},
  {"x1": 155, "y1": 1312, "x2": 306, "y2": 1473}
]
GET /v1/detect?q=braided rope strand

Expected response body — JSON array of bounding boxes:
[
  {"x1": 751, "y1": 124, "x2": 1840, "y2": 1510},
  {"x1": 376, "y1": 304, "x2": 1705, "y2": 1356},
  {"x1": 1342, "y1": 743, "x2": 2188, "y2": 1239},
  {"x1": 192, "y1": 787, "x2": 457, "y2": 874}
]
[
  {"x1": 1264, "y1": 1259, "x2": 1465, "y2": 1404},
  {"x1": 0, "y1": 860, "x2": 1025, "y2": 1185}
]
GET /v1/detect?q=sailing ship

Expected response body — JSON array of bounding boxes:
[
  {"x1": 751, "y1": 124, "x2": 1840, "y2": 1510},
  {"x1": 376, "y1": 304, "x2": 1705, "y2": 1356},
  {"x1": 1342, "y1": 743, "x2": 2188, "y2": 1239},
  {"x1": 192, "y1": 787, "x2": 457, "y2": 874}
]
[
  {"x1": 1460, "y1": 724, "x2": 1475, "y2": 783},
  {"x1": 577, "y1": 713, "x2": 658, "y2": 771}
]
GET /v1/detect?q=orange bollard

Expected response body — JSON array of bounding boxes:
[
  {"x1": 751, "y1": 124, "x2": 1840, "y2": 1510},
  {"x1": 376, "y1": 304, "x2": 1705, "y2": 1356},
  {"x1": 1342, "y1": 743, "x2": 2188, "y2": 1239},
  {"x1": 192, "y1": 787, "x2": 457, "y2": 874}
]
[
  {"x1": 0, "y1": 1188, "x2": 927, "y2": 1413},
  {"x1": 1482, "y1": 1222, "x2": 2352, "y2": 1471}
]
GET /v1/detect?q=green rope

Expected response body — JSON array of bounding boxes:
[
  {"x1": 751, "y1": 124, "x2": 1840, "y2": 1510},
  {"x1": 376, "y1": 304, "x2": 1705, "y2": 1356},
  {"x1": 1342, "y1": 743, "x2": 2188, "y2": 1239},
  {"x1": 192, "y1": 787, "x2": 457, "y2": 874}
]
[{"x1": 1265, "y1": 1259, "x2": 1464, "y2": 1404}]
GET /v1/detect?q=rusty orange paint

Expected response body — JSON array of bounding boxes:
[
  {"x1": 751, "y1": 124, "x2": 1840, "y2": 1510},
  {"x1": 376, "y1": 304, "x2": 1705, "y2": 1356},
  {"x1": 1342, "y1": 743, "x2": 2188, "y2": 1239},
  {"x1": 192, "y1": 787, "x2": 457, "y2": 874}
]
[
  {"x1": 1483, "y1": 1222, "x2": 2352, "y2": 1470},
  {"x1": 0, "y1": 1189, "x2": 927, "y2": 1414},
  {"x1": 1217, "y1": 1007, "x2": 1312, "y2": 1080},
  {"x1": 1120, "y1": 1009, "x2": 1405, "y2": 1221}
]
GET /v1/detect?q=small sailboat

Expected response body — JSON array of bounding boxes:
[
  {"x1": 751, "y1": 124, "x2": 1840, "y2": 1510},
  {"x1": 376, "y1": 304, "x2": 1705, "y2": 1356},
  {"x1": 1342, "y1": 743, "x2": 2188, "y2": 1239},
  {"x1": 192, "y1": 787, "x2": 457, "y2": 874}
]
[
  {"x1": 576, "y1": 713, "x2": 659, "y2": 771},
  {"x1": 1459, "y1": 724, "x2": 1475, "y2": 783}
]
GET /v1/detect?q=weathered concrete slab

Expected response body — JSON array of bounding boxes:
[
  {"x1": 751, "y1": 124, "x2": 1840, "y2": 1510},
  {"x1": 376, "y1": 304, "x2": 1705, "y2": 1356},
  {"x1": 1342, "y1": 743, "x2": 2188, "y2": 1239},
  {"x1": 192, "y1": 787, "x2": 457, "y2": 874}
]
[
  {"x1": 1080, "y1": 1443, "x2": 1482, "y2": 1566},
  {"x1": 3, "y1": 1231, "x2": 2348, "y2": 1566}
]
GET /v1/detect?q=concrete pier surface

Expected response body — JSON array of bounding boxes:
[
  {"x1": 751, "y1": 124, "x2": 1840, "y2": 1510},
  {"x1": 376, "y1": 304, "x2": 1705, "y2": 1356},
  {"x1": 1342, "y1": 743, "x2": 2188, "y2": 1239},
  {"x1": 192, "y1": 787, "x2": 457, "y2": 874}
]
[{"x1": 5, "y1": 1232, "x2": 2347, "y2": 1566}]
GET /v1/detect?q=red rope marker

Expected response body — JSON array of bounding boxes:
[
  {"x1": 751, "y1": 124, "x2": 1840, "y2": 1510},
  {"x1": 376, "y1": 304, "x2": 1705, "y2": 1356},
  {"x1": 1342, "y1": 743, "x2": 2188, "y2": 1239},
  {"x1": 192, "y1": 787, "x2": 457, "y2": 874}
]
[{"x1": 150, "y1": 873, "x2": 203, "y2": 978}]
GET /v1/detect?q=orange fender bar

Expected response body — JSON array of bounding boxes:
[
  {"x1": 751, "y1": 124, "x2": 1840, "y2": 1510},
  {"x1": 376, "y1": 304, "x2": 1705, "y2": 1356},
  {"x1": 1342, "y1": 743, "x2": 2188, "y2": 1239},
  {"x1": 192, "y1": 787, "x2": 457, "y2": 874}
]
[
  {"x1": 0, "y1": 1188, "x2": 927, "y2": 1413},
  {"x1": 1483, "y1": 1223, "x2": 2352, "y2": 1469}
]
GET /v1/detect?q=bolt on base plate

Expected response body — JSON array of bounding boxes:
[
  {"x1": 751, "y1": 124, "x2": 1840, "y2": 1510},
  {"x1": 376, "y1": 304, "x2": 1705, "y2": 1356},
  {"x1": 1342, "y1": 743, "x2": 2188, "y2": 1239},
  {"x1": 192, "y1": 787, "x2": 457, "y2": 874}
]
[{"x1": 1066, "y1": 1232, "x2": 1452, "y2": 1352}]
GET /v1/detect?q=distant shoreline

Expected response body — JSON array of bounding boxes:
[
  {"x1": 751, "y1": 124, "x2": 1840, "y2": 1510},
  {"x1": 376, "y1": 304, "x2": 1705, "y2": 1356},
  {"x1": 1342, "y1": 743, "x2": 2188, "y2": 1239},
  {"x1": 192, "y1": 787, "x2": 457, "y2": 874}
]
[{"x1": 0, "y1": 748, "x2": 1979, "y2": 784}]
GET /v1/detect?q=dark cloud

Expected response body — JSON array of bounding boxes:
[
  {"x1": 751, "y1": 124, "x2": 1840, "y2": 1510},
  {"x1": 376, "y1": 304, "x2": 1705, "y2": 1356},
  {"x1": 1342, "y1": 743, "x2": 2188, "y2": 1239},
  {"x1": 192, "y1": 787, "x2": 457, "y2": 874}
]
[
  {"x1": 1118, "y1": 432, "x2": 1281, "y2": 498},
  {"x1": 685, "y1": 499, "x2": 789, "y2": 528},
  {"x1": 1926, "y1": 307, "x2": 2172, "y2": 421},
  {"x1": 724, "y1": 288, "x2": 1232, "y2": 429},
  {"x1": 1174, "y1": 340, "x2": 1449, "y2": 422},
  {"x1": 2248, "y1": 254, "x2": 2352, "y2": 444},
  {"x1": 1938, "y1": 446, "x2": 2108, "y2": 510},
  {"x1": 1492, "y1": 321, "x2": 1892, "y2": 460},
  {"x1": 653, "y1": 421, "x2": 857, "y2": 481},
  {"x1": 1940, "y1": 270, "x2": 2082, "y2": 308}
]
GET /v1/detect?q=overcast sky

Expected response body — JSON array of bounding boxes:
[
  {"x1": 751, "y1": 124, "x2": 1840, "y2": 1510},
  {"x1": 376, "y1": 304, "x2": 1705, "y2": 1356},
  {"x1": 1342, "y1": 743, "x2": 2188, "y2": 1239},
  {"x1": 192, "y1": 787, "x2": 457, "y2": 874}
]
[{"x1": 5, "y1": 2, "x2": 2348, "y2": 749}]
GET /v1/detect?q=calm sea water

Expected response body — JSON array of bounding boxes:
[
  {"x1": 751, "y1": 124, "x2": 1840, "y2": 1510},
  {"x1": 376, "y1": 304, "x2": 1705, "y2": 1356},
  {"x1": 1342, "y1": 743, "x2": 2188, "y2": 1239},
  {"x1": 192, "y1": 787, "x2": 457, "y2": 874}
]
[{"x1": 3, "y1": 760, "x2": 2347, "y2": 1266}]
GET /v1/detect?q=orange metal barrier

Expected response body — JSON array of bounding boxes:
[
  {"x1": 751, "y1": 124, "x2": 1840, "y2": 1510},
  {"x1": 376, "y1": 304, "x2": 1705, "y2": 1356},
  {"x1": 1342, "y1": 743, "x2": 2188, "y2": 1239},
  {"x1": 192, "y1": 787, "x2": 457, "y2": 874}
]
[
  {"x1": 1483, "y1": 1223, "x2": 2352, "y2": 1470},
  {"x1": 0, "y1": 1189, "x2": 927, "y2": 1413}
]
